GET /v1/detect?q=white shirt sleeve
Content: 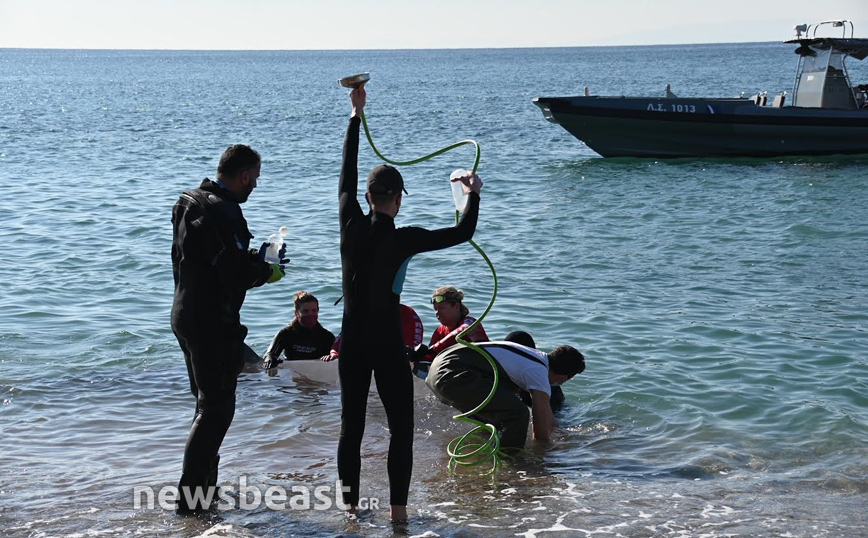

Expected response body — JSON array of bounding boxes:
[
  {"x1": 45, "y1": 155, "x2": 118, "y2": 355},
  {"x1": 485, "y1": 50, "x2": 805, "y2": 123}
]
[
  {"x1": 515, "y1": 365, "x2": 551, "y2": 396},
  {"x1": 485, "y1": 343, "x2": 551, "y2": 396}
]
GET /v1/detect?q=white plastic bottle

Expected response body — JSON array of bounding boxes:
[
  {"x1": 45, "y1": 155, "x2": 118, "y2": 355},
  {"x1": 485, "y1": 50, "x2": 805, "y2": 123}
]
[
  {"x1": 449, "y1": 169, "x2": 471, "y2": 212},
  {"x1": 264, "y1": 226, "x2": 289, "y2": 263}
]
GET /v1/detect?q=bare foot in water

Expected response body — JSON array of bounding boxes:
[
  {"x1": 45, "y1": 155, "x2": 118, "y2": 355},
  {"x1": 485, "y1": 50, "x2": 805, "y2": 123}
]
[{"x1": 390, "y1": 504, "x2": 408, "y2": 522}]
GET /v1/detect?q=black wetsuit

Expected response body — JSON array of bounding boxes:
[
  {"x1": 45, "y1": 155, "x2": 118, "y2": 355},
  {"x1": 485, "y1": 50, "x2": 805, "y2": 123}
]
[
  {"x1": 170, "y1": 178, "x2": 272, "y2": 511},
  {"x1": 264, "y1": 321, "x2": 335, "y2": 361},
  {"x1": 337, "y1": 116, "x2": 480, "y2": 507}
]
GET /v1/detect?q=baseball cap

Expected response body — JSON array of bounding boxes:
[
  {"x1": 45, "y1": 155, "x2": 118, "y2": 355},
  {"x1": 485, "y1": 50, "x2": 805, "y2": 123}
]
[{"x1": 367, "y1": 164, "x2": 408, "y2": 195}]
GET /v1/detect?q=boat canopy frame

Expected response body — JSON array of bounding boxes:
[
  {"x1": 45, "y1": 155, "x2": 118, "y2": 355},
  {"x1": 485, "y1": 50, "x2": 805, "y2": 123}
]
[{"x1": 786, "y1": 20, "x2": 868, "y2": 109}]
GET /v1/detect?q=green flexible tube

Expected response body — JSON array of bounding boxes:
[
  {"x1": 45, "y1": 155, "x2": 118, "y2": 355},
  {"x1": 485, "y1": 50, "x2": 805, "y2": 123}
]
[
  {"x1": 360, "y1": 111, "x2": 481, "y2": 171},
  {"x1": 359, "y1": 109, "x2": 509, "y2": 472},
  {"x1": 446, "y1": 239, "x2": 509, "y2": 473}
]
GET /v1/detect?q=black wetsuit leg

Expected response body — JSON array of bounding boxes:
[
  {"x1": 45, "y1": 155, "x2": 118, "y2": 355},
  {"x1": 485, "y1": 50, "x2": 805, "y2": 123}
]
[
  {"x1": 174, "y1": 328, "x2": 239, "y2": 511},
  {"x1": 372, "y1": 352, "x2": 414, "y2": 506},
  {"x1": 337, "y1": 351, "x2": 373, "y2": 507},
  {"x1": 337, "y1": 339, "x2": 414, "y2": 508}
]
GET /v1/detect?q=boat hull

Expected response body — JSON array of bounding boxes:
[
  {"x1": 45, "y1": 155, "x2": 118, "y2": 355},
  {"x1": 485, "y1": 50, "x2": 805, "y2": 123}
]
[{"x1": 533, "y1": 96, "x2": 868, "y2": 158}]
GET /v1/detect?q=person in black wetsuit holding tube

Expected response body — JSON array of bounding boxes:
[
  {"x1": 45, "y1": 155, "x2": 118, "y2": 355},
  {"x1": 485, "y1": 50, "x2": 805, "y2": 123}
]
[{"x1": 337, "y1": 84, "x2": 482, "y2": 522}]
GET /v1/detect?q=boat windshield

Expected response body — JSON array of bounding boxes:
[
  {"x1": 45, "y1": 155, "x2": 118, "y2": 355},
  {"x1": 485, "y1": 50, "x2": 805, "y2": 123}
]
[{"x1": 793, "y1": 48, "x2": 856, "y2": 108}]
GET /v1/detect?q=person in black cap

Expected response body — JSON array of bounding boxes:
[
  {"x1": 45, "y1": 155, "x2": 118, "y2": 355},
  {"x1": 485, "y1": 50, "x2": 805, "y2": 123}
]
[
  {"x1": 170, "y1": 144, "x2": 289, "y2": 513},
  {"x1": 337, "y1": 84, "x2": 482, "y2": 522}
]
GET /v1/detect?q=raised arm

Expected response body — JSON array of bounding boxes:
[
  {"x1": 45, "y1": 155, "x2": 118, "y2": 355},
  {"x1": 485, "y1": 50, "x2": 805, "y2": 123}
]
[
  {"x1": 399, "y1": 188, "x2": 481, "y2": 257},
  {"x1": 339, "y1": 86, "x2": 366, "y2": 229}
]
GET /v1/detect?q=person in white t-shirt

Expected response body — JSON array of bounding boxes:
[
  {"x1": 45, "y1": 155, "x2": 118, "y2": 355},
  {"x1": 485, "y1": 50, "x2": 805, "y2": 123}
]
[{"x1": 426, "y1": 341, "x2": 585, "y2": 449}]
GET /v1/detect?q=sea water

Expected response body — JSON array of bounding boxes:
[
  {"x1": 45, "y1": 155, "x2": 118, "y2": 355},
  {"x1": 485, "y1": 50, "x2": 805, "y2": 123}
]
[{"x1": 1, "y1": 43, "x2": 867, "y2": 537}]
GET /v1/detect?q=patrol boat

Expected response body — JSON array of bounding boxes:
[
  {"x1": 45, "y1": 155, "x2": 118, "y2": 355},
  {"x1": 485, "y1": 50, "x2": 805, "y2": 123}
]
[{"x1": 533, "y1": 20, "x2": 868, "y2": 158}]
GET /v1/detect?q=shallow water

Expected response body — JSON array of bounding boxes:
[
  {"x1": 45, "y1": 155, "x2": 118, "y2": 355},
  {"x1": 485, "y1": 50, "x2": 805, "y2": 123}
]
[{"x1": 1, "y1": 44, "x2": 867, "y2": 537}]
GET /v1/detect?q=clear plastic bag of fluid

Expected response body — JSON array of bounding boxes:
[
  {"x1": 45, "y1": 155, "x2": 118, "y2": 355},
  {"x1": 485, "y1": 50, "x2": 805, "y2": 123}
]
[
  {"x1": 449, "y1": 169, "x2": 471, "y2": 212},
  {"x1": 264, "y1": 226, "x2": 289, "y2": 263}
]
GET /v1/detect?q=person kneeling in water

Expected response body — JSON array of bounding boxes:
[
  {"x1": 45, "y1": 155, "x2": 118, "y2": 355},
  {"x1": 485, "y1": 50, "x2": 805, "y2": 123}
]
[
  {"x1": 426, "y1": 341, "x2": 584, "y2": 449},
  {"x1": 263, "y1": 291, "x2": 335, "y2": 368}
]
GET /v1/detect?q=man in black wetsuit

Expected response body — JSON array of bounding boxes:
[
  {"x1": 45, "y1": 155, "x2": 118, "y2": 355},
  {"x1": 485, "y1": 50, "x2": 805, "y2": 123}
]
[
  {"x1": 337, "y1": 84, "x2": 483, "y2": 522},
  {"x1": 171, "y1": 144, "x2": 288, "y2": 513}
]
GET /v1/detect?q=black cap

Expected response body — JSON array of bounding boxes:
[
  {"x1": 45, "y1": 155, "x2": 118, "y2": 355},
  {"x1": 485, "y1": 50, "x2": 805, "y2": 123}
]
[{"x1": 367, "y1": 164, "x2": 408, "y2": 195}]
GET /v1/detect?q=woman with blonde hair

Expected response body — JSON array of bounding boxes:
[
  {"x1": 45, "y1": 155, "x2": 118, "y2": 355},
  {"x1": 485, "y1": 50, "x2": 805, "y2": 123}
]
[{"x1": 421, "y1": 285, "x2": 488, "y2": 362}]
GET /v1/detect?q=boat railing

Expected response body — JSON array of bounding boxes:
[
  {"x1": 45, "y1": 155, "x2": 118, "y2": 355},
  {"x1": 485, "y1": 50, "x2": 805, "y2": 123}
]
[{"x1": 794, "y1": 20, "x2": 854, "y2": 39}]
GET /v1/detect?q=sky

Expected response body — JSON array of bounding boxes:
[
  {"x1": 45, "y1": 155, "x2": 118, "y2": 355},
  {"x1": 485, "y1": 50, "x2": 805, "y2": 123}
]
[{"x1": 1, "y1": 0, "x2": 866, "y2": 50}]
